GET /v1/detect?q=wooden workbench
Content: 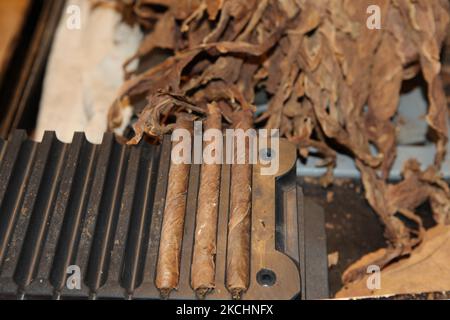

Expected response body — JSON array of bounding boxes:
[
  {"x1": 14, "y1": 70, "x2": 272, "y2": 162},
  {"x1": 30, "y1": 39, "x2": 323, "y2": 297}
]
[{"x1": 0, "y1": 0, "x2": 30, "y2": 74}]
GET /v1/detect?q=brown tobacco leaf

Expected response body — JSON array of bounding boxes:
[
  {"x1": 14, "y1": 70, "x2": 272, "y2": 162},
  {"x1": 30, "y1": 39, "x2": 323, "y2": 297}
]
[
  {"x1": 123, "y1": 11, "x2": 178, "y2": 73},
  {"x1": 206, "y1": 0, "x2": 223, "y2": 20},
  {"x1": 127, "y1": 92, "x2": 204, "y2": 144},
  {"x1": 344, "y1": 159, "x2": 450, "y2": 283},
  {"x1": 337, "y1": 225, "x2": 450, "y2": 299},
  {"x1": 136, "y1": 0, "x2": 202, "y2": 20},
  {"x1": 113, "y1": 0, "x2": 450, "y2": 286}
]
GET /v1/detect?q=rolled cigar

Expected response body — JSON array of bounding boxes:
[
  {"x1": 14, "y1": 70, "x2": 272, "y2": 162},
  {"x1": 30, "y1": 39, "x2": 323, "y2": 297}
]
[
  {"x1": 191, "y1": 103, "x2": 222, "y2": 298},
  {"x1": 226, "y1": 109, "x2": 253, "y2": 300},
  {"x1": 156, "y1": 114, "x2": 192, "y2": 298}
]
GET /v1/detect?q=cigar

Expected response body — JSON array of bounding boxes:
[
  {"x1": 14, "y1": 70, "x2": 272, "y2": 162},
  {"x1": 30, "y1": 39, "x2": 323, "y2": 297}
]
[
  {"x1": 155, "y1": 114, "x2": 192, "y2": 298},
  {"x1": 191, "y1": 103, "x2": 222, "y2": 298},
  {"x1": 226, "y1": 110, "x2": 253, "y2": 300}
]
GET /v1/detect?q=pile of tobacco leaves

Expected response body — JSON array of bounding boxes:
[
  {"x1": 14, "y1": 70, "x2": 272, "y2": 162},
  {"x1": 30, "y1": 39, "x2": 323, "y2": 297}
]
[{"x1": 108, "y1": 0, "x2": 450, "y2": 284}]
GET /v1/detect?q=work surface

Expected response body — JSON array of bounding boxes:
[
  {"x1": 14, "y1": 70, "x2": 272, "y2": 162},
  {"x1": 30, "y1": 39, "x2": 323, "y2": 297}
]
[{"x1": 0, "y1": 0, "x2": 29, "y2": 74}]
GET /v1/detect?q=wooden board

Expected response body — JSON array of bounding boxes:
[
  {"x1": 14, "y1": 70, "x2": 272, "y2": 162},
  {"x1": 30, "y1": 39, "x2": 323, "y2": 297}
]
[{"x1": 0, "y1": 0, "x2": 30, "y2": 74}]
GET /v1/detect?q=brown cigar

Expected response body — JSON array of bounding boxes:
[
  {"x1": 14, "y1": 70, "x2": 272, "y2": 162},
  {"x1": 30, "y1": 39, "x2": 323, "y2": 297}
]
[
  {"x1": 191, "y1": 103, "x2": 223, "y2": 298},
  {"x1": 155, "y1": 114, "x2": 192, "y2": 298},
  {"x1": 226, "y1": 109, "x2": 253, "y2": 300}
]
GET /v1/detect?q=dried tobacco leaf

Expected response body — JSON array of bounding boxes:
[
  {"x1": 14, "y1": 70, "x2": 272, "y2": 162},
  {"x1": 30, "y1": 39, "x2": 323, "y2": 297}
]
[{"x1": 337, "y1": 225, "x2": 450, "y2": 298}]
